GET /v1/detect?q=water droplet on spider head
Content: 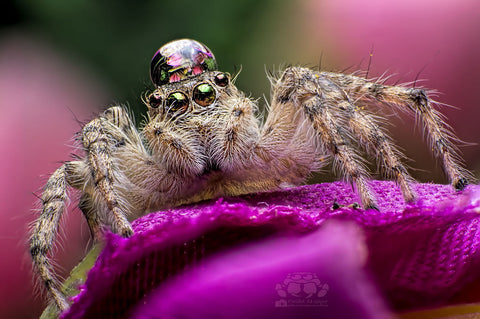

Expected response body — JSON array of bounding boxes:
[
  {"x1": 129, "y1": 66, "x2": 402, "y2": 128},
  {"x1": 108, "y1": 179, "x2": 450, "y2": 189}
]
[{"x1": 150, "y1": 39, "x2": 217, "y2": 87}]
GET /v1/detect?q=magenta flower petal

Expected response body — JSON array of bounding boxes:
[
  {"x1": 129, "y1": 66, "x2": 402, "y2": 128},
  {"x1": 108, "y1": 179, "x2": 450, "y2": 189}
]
[
  {"x1": 62, "y1": 181, "x2": 480, "y2": 318},
  {"x1": 132, "y1": 221, "x2": 392, "y2": 319}
]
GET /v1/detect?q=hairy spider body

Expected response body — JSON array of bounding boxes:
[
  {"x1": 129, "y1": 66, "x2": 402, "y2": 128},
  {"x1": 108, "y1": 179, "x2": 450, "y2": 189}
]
[{"x1": 30, "y1": 39, "x2": 471, "y2": 312}]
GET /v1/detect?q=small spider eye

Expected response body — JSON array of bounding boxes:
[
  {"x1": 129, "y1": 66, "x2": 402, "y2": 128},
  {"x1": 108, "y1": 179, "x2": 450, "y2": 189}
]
[
  {"x1": 193, "y1": 83, "x2": 216, "y2": 106},
  {"x1": 214, "y1": 73, "x2": 229, "y2": 87},
  {"x1": 148, "y1": 92, "x2": 162, "y2": 108},
  {"x1": 166, "y1": 92, "x2": 189, "y2": 113}
]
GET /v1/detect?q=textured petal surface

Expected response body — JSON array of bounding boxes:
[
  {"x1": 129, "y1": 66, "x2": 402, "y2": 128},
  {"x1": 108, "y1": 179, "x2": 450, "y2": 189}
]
[
  {"x1": 62, "y1": 181, "x2": 480, "y2": 318},
  {"x1": 132, "y1": 221, "x2": 393, "y2": 319}
]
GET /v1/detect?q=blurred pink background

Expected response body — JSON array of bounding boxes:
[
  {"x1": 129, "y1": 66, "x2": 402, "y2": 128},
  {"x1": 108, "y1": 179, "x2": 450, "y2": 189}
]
[
  {"x1": 1, "y1": 0, "x2": 479, "y2": 318},
  {"x1": 306, "y1": 0, "x2": 480, "y2": 180},
  {"x1": 0, "y1": 33, "x2": 108, "y2": 318}
]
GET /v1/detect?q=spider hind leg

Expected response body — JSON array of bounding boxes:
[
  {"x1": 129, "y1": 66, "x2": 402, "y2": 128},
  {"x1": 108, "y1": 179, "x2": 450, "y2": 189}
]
[
  {"x1": 274, "y1": 67, "x2": 420, "y2": 207},
  {"x1": 324, "y1": 72, "x2": 474, "y2": 190}
]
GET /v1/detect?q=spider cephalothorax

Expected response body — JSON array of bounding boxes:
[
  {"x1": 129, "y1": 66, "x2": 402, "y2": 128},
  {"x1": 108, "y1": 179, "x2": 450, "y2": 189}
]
[{"x1": 30, "y1": 39, "x2": 472, "y2": 312}]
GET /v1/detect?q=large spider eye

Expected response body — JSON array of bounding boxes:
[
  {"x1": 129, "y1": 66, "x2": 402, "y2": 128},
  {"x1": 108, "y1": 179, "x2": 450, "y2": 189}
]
[
  {"x1": 148, "y1": 92, "x2": 162, "y2": 108},
  {"x1": 214, "y1": 73, "x2": 229, "y2": 87},
  {"x1": 193, "y1": 83, "x2": 216, "y2": 106},
  {"x1": 166, "y1": 92, "x2": 189, "y2": 113}
]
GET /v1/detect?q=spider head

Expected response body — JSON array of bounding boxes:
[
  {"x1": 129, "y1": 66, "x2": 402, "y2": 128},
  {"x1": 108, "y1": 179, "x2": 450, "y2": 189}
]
[
  {"x1": 145, "y1": 39, "x2": 233, "y2": 118},
  {"x1": 143, "y1": 39, "x2": 259, "y2": 175}
]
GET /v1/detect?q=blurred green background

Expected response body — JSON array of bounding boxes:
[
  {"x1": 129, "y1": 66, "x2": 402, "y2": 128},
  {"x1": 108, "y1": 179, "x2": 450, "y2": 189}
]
[
  {"x1": 2, "y1": 0, "x2": 330, "y2": 121},
  {"x1": 1, "y1": 0, "x2": 479, "y2": 318}
]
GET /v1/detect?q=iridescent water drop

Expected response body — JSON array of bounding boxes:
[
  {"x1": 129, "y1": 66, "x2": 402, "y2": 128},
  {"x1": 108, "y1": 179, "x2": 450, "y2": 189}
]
[{"x1": 150, "y1": 39, "x2": 217, "y2": 86}]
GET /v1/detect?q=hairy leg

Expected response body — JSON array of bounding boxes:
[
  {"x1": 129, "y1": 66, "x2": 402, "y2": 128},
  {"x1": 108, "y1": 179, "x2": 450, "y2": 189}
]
[
  {"x1": 314, "y1": 75, "x2": 416, "y2": 202},
  {"x1": 81, "y1": 115, "x2": 133, "y2": 237},
  {"x1": 30, "y1": 163, "x2": 77, "y2": 311},
  {"x1": 260, "y1": 67, "x2": 378, "y2": 208},
  {"x1": 323, "y1": 72, "x2": 472, "y2": 190},
  {"x1": 305, "y1": 95, "x2": 377, "y2": 208},
  {"x1": 30, "y1": 106, "x2": 142, "y2": 311}
]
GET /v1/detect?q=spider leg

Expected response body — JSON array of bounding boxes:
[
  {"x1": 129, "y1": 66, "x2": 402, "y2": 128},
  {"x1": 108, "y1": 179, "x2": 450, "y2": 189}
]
[
  {"x1": 30, "y1": 164, "x2": 71, "y2": 311},
  {"x1": 55, "y1": 160, "x2": 102, "y2": 239},
  {"x1": 314, "y1": 76, "x2": 416, "y2": 202},
  {"x1": 323, "y1": 72, "x2": 472, "y2": 190},
  {"x1": 81, "y1": 106, "x2": 137, "y2": 237},
  {"x1": 346, "y1": 107, "x2": 415, "y2": 201},
  {"x1": 269, "y1": 67, "x2": 378, "y2": 209},
  {"x1": 30, "y1": 105, "x2": 141, "y2": 312},
  {"x1": 303, "y1": 95, "x2": 377, "y2": 209},
  {"x1": 102, "y1": 106, "x2": 144, "y2": 149},
  {"x1": 78, "y1": 193, "x2": 101, "y2": 238}
]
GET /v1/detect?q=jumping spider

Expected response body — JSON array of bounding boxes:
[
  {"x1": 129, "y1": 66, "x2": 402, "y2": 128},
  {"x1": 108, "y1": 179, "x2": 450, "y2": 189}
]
[{"x1": 30, "y1": 39, "x2": 472, "y2": 312}]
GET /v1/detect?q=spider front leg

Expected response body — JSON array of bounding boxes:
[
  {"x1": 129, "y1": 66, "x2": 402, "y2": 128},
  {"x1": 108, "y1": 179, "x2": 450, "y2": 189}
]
[
  {"x1": 80, "y1": 106, "x2": 139, "y2": 237},
  {"x1": 30, "y1": 106, "x2": 141, "y2": 312},
  {"x1": 30, "y1": 159, "x2": 101, "y2": 312},
  {"x1": 30, "y1": 163, "x2": 72, "y2": 311}
]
